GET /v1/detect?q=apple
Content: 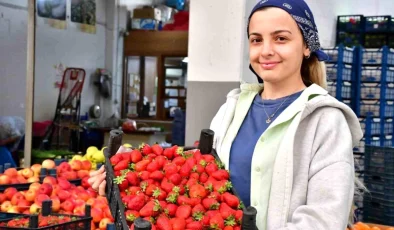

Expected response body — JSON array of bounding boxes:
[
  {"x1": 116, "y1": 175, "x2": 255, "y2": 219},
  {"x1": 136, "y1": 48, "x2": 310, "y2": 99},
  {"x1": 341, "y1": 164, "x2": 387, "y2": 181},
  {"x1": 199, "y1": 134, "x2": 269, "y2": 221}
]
[
  {"x1": 7, "y1": 206, "x2": 19, "y2": 213},
  {"x1": 96, "y1": 195, "x2": 108, "y2": 204},
  {"x1": 51, "y1": 184, "x2": 61, "y2": 197},
  {"x1": 27, "y1": 177, "x2": 40, "y2": 183},
  {"x1": 81, "y1": 177, "x2": 91, "y2": 189},
  {"x1": 24, "y1": 189, "x2": 37, "y2": 202},
  {"x1": 17, "y1": 199, "x2": 31, "y2": 213},
  {"x1": 16, "y1": 175, "x2": 27, "y2": 183},
  {"x1": 78, "y1": 190, "x2": 90, "y2": 202},
  {"x1": 86, "y1": 198, "x2": 95, "y2": 206},
  {"x1": 38, "y1": 183, "x2": 53, "y2": 196},
  {"x1": 61, "y1": 171, "x2": 78, "y2": 180},
  {"x1": 1, "y1": 201, "x2": 12, "y2": 212},
  {"x1": 86, "y1": 188, "x2": 98, "y2": 197},
  {"x1": 10, "y1": 178, "x2": 18, "y2": 184},
  {"x1": 57, "y1": 190, "x2": 71, "y2": 202},
  {"x1": 51, "y1": 197, "x2": 61, "y2": 213},
  {"x1": 17, "y1": 170, "x2": 23, "y2": 176},
  {"x1": 91, "y1": 207, "x2": 104, "y2": 223},
  {"x1": 93, "y1": 199, "x2": 107, "y2": 210},
  {"x1": 29, "y1": 182, "x2": 41, "y2": 191},
  {"x1": 11, "y1": 192, "x2": 25, "y2": 205},
  {"x1": 0, "y1": 194, "x2": 6, "y2": 203},
  {"x1": 4, "y1": 187, "x2": 17, "y2": 200},
  {"x1": 57, "y1": 162, "x2": 72, "y2": 175},
  {"x1": 0, "y1": 175, "x2": 10, "y2": 185},
  {"x1": 34, "y1": 194, "x2": 50, "y2": 206},
  {"x1": 60, "y1": 200, "x2": 75, "y2": 212},
  {"x1": 57, "y1": 177, "x2": 71, "y2": 190},
  {"x1": 81, "y1": 160, "x2": 92, "y2": 171},
  {"x1": 4, "y1": 168, "x2": 18, "y2": 177},
  {"x1": 77, "y1": 170, "x2": 90, "y2": 179},
  {"x1": 30, "y1": 164, "x2": 42, "y2": 177},
  {"x1": 42, "y1": 176, "x2": 57, "y2": 185},
  {"x1": 103, "y1": 206, "x2": 113, "y2": 220},
  {"x1": 23, "y1": 210, "x2": 30, "y2": 214},
  {"x1": 70, "y1": 160, "x2": 82, "y2": 171},
  {"x1": 30, "y1": 203, "x2": 41, "y2": 214},
  {"x1": 42, "y1": 159, "x2": 56, "y2": 169},
  {"x1": 99, "y1": 218, "x2": 113, "y2": 230},
  {"x1": 21, "y1": 168, "x2": 34, "y2": 179}
]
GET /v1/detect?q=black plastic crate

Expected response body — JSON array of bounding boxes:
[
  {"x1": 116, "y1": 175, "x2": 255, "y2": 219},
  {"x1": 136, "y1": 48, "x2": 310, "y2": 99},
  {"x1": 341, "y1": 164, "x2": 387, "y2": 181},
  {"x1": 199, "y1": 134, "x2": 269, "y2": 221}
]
[
  {"x1": 336, "y1": 32, "x2": 363, "y2": 47},
  {"x1": 365, "y1": 16, "x2": 391, "y2": 32},
  {"x1": 364, "y1": 33, "x2": 388, "y2": 48},
  {"x1": 365, "y1": 145, "x2": 394, "y2": 168},
  {"x1": 389, "y1": 35, "x2": 394, "y2": 48},
  {"x1": 0, "y1": 200, "x2": 92, "y2": 229},
  {"x1": 337, "y1": 15, "x2": 364, "y2": 32},
  {"x1": 104, "y1": 129, "x2": 258, "y2": 230}
]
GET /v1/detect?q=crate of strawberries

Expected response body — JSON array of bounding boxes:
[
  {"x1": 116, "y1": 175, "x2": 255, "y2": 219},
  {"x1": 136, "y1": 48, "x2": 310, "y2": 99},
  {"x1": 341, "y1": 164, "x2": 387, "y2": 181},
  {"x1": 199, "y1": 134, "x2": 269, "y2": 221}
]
[
  {"x1": 0, "y1": 200, "x2": 92, "y2": 229},
  {"x1": 104, "y1": 129, "x2": 258, "y2": 230}
]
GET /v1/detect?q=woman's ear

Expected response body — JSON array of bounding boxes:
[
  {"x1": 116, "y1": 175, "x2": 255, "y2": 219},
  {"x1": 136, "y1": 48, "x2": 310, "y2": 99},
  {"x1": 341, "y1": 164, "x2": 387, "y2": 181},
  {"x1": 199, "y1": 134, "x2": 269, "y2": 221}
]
[{"x1": 304, "y1": 47, "x2": 311, "y2": 58}]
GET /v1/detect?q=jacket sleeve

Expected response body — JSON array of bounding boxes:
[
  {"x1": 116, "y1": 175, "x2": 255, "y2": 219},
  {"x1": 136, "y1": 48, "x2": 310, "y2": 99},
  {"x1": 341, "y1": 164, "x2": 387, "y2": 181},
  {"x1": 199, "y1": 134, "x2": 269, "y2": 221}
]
[
  {"x1": 209, "y1": 102, "x2": 228, "y2": 149},
  {"x1": 277, "y1": 109, "x2": 355, "y2": 230}
]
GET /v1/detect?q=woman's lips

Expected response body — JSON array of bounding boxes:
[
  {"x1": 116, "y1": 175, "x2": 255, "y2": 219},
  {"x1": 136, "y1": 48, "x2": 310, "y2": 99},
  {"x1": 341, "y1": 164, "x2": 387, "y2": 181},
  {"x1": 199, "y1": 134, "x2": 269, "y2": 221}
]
[{"x1": 260, "y1": 62, "x2": 280, "y2": 70}]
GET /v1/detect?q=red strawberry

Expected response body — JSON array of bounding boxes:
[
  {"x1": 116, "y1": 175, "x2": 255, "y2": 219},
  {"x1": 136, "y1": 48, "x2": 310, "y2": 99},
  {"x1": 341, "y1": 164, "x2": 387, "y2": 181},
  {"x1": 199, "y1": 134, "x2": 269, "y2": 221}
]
[
  {"x1": 150, "y1": 171, "x2": 164, "y2": 181},
  {"x1": 175, "y1": 205, "x2": 192, "y2": 219},
  {"x1": 156, "y1": 215, "x2": 172, "y2": 230},
  {"x1": 235, "y1": 210, "x2": 243, "y2": 224},
  {"x1": 186, "y1": 178, "x2": 198, "y2": 188},
  {"x1": 114, "y1": 170, "x2": 122, "y2": 177},
  {"x1": 172, "y1": 156, "x2": 186, "y2": 167},
  {"x1": 156, "y1": 155, "x2": 167, "y2": 168},
  {"x1": 168, "y1": 173, "x2": 182, "y2": 185},
  {"x1": 202, "y1": 198, "x2": 219, "y2": 210},
  {"x1": 128, "y1": 194, "x2": 146, "y2": 211},
  {"x1": 213, "y1": 180, "x2": 232, "y2": 194},
  {"x1": 164, "y1": 203, "x2": 178, "y2": 217},
  {"x1": 161, "y1": 179, "x2": 175, "y2": 193},
  {"x1": 190, "y1": 172, "x2": 200, "y2": 180},
  {"x1": 170, "y1": 217, "x2": 186, "y2": 230},
  {"x1": 222, "y1": 192, "x2": 240, "y2": 209},
  {"x1": 146, "y1": 184, "x2": 159, "y2": 196},
  {"x1": 140, "y1": 143, "x2": 152, "y2": 155},
  {"x1": 199, "y1": 173, "x2": 209, "y2": 183},
  {"x1": 189, "y1": 197, "x2": 202, "y2": 207},
  {"x1": 186, "y1": 221, "x2": 203, "y2": 230},
  {"x1": 126, "y1": 172, "x2": 140, "y2": 186},
  {"x1": 186, "y1": 217, "x2": 194, "y2": 224},
  {"x1": 212, "y1": 169, "x2": 230, "y2": 180},
  {"x1": 173, "y1": 146, "x2": 184, "y2": 157},
  {"x1": 205, "y1": 162, "x2": 218, "y2": 176},
  {"x1": 193, "y1": 150, "x2": 203, "y2": 162},
  {"x1": 119, "y1": 152, "x2": 131, "y2": 162},
  {"x1": 152, "y1": 144, "x2": 164, "y2": 155},
  {"x1": 208, "y1": 191, "x2": 221, "y2": 201},
  {"x1": 114, "y1": 159, "x2": 130, "y2": 171},
  {"x1": 163, "y1": 147, "x2": 174, "y2": 160},
  {"x1": 192, "y1": 204, "x2": 205, "y2": 221},
  {"x1": 139, "y1": 200, "x2": 161, "y2": 217},
  {"x1": 135, "y1": 159, "x2": 151, "y2": 172},
  {"x1": 185, "y1": 157, "x2": 197, "y2": 168},
  {"x1": 130, "y1": 149, "x2": 143, "y2": 163},
  {"x1": 177, "y1": 195, "x2": 192, "y2": 206},
  {"x1": 139, "y1": 171, "x2": 150, "y2": 181},
  {"x1": 179, "y1": 163, "x2": 192, "y2": 178},
  {"x1": 147, "y1": 161, "x2": 160, "y2": 172},
  {"x1": 210, "y1": 213, "x2": 224, "y2": 229},
  {"x1": 192, "y1": 164, "x2": 205, "y2": 174},
  {"x1": 153, "y1": 188, "x2": 167, "y2": 201},
  {"x1": 128, "y1": 186, "x2": 141, "y2": 195},
  {"x1": 189, "y1": 184, "x2": 208, "y2": 199},
  {"x1": 224, "y1": 226, "x2": 234, "y2": 230},
  {"x1": 203, "y1": 154, "x2": 215, "y2": 162},
  {"x1": 201, "y1": 214, "x2": 210, "y2": 227},
  {"x1": 166, "y1": 191, "x2": 179, "y2": 204},
  {"x1": 164, "y1": 163, "x2": 179, "y2": 177},
  {"x1": 110, "y1": 154, "x2": 122, "y2": 166},
  {"x1": 125, "y1": 210, "x2": 140, "y2": 222},
  {"x1": 114, "y1": 176, "x2": 129, "y2": 191},
  {"x1": 219, "y1": 203, "x2": 236, "y2": 220},
  {"x1": 234, "y1": 226, "x2": 241, "y2": 230}
]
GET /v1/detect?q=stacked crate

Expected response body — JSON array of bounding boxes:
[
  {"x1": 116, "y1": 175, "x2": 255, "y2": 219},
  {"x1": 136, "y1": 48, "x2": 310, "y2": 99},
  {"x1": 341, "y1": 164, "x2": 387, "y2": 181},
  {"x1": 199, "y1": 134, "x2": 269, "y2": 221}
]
[
  {"x1": 364, "y1": 16, "x2": 392, "y2": 48},
  {"x1": 363, "y1": 146, "x2": 394, "y2": 226},
  {"x1": 354, "y1": 46, "x2": 394, "y2": 147},
  {"x1": 336, "y1": 15, "x2": 365, "y2": 47}
]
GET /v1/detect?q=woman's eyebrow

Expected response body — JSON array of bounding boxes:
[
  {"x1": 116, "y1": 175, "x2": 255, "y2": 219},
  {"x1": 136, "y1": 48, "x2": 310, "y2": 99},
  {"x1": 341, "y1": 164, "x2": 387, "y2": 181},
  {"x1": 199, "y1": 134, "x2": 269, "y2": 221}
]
[{"x1": 249, "y1": 30, "x2": 292, "y2": 37}]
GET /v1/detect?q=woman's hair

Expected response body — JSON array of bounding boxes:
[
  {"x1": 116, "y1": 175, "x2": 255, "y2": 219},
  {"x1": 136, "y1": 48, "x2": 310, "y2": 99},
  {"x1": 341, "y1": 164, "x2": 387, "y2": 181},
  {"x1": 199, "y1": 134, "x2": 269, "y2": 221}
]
[{"x1": 301, "y1": 53, "x2": 327, "y2": 89}]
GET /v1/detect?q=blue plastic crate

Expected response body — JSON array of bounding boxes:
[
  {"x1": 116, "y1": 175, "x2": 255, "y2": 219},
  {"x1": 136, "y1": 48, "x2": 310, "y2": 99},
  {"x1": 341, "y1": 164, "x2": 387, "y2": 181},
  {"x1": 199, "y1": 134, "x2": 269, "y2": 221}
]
[
  {"x1": 360, "y1": 83, "x2": 380, "y2": 99},
  {"x1": 384, "y1": 135, "x2": 393, "y2": 147},
  {"x1": 322, "y1": 46, "x2": 355, "y2": 64},
  {"x1": 360, "y1": 117, "x2": 381, "y2": 136},
  {"x1": 361, "y1": 47, "x2": 394, "y2": 66},
  {"x1": 326, "y1": 81, "x2": 352, "y2": 99},
  {"x1": 384, "y1": 100, "x2": 394, "y2": 117},
  {"x1": 359, "y1": 100, "x2": 380, "y2": 117},
  {"x1": 354, "y1": 138, "x2": 366, "y2": 153},
  {"x1": 360, "y1": 66, "x2": 394, "y2": 83},
  {"x1": 326, "y1": 63, "x2": 353, "y2": 81},
  {"x1": 337, "y1": 15, "x2": 364, "y2": 32},
  {"x1": 365, "y1": 15, "x2": 391, "y2": 32},
  {"x1": 384, "y1": 119, "x2": 394, "y2": 135}
]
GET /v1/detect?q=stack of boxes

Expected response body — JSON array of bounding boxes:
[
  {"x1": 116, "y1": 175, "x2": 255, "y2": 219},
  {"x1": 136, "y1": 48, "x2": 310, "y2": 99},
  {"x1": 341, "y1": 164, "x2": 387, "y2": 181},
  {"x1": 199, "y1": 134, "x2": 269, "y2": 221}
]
[{"x1": 131, "y1": 7, "x2": 162, "y2": 30}]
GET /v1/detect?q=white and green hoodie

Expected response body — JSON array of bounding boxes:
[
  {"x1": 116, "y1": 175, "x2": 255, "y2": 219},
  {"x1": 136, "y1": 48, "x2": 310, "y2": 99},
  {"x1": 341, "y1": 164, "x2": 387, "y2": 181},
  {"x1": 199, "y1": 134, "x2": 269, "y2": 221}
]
[{"x1": 209, "y1": 83, "x2": 363, "y2": 230}]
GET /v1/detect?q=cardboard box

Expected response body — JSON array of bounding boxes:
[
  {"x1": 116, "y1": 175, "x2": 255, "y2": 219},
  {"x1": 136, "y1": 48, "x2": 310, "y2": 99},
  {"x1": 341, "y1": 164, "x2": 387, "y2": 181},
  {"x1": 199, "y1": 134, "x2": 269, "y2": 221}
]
[
  {"x1": 133, "y1": 7, "x2": 161, "y2": 21},
  {"x1": 131, "y1": 18, "x2": 159, "y2": 30}
]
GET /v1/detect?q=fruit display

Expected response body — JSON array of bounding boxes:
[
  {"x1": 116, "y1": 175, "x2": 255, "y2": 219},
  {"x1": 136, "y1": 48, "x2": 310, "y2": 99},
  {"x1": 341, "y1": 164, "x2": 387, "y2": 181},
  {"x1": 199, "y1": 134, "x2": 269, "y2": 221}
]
[
  {"x1": 347, "y1": 222, "x2": 394, "y2": 230},
  {"x1": 72, "y1": 146, "x2": 106, "y2": 171},
  {"x1": 106, "y1": 142, "x2": 246, "y2": 230}
]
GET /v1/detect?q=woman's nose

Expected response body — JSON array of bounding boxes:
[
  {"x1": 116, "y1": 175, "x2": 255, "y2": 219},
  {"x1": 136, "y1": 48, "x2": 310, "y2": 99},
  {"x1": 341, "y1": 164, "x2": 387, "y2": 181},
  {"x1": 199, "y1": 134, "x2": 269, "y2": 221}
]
[{"x1": 260, "y1": 41, "x2": 274, "y2": 57}]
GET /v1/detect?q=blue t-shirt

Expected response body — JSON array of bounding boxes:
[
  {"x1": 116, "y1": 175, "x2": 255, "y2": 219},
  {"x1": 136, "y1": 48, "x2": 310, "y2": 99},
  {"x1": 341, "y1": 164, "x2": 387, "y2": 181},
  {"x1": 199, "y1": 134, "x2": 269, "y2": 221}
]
[{"x1": 229, "y1": 90, "x2": 303, "y2": 207}]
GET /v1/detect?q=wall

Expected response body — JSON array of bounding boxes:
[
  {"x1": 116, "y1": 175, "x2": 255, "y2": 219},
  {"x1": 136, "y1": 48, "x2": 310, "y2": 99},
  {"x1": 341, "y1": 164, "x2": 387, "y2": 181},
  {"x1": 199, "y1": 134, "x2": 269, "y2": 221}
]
[{"x1": 0, "y1": 0, "x2": 28, "y2": 117}]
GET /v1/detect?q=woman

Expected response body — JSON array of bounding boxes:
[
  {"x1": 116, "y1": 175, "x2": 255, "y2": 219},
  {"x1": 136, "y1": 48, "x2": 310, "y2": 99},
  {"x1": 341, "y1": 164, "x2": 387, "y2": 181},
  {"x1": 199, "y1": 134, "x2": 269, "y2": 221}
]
[{"x1": 89, "y1": 0, "x2": 363, "y2": 229}]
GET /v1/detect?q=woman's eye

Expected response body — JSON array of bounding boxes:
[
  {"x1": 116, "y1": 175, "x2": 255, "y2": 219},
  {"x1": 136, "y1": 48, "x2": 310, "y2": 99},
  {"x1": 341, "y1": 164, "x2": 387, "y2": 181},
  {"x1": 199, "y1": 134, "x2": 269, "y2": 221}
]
[
  {"x1": 276, "y1": 36, "x2": 287, "y2": 42},
  {"x1": 250, "y1": 38, "x2": 262, "y2": 43}
]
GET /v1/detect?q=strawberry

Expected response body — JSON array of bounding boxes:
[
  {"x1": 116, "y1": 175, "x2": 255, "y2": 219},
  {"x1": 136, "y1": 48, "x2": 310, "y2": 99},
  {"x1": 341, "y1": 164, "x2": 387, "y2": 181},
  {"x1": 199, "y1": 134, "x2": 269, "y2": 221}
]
[
  {"x1": 192, "y1": 164, "x2": 205, "y2": 174},
  {"x1": 203, "y1": 154, "x2": 215, "y2": 162},
  {"x1": 222, "y1": 192, "x2": 240, "y2": 209},
  {"x1": 164, "y1": 203, "x2": 178, "y2": 217},
  {"x1": 114, "y1": 159, "x2": 130, "y2": 171},
  {"x1": 175, "y1": 205, "x2": 192, "y2": 219},
  {"x1": 140, "y1": 143, "x2": 152, "y2": 155},
  {"x1": 186, "y1": 178, "x2": 198, "y2": 188},
  {"x1": 192, "y1": 204, "x2": 205, "y2": 221},
  {"x1": 199, "y1": 173, "x2": 209, "y2": 183},
  {"x1": 190, "y1": 172, "x2": 200, "y2": 180},
  {"x1": 125, "y1": 210, "x2": 140, "y2": 222},
  {"x1": 186, "y1": 217, "x2": 194, "y2": 224},
  {"x1": 219, "y1": 203, "x2": 236, "y2": 220},
  {"x1": 168, "y1": 173, "x2": 182, "y2": 185},
  {"x1": 114, "y1": 170, "x2": 122, "y2": 177},
  {"x1": 130, "y1": 149, "x2": 143, "y2": 163},
  {"x1": 126, "y1": 172, "x2": 140, "y2": 186},
  {"x1": 210, "y1": 213, "x2": 224, "y2": 230},
  {"x1": 128, "y1": 186, "x2": 142, "y2": 195},
  {"x1": 201, "y1": 214, "x2": 211, "y2": 227},
  {"x1": 186, "y1": 221, "x2": 203, "y2": 230},
  {"x1": 139, "y1": 200, "x2": 161, "y2": 217},
  {"x1": 185, "y1": 157, "x2": 197, "y2": 168},
  {"x1": 128, "y1": 194, "x2": 146, "y2": 211},
  {"x1": 173, "y1": 146, "x2": 184, "y2": 157},
  {"x1": 212, "y1": 169, "x2": 230, "y2": 180},
  {"x1": 110, "y1": 154, "x2": 122, "y2": 166},
  {"x1": 202, "y1": 198, "x2": 219, "y2": 210},
  {"x1": 208, "y1": 191, "x2": 221, "y2": 201},
  {"x1": 234, "y1": 226, "x2": 241, "y2": 230},
  {"x1": 164, "y1": 163, "x2": 178, "y2": 177},
  {"x1": 114, "y1": 176, "x2": 129, "y2": 191},
  {"x1": 153, "y1": 188, "x2": 167, "y2": 201},
  {"x1": 152, "y1": 144, "x2": 164, "y2": 155},
  {"x1": 172, "y1": 156, "x2": 186, "y2": 167},
  {"x1": 163, "y1": 147, "x2": 175, "y2": 160},
  {"x1": 224, "y1": 226, "x2": 234, "y2": 230},
  {"x1": 193, "y1": 150, "x2": 203, "y2": 162},
  {"x1": 150, "y1": 171, "x2": 164, "y2": 181},
  {"x1": 146, "y1": 184, "x2": 159, "y2": 196},
  {"x1": 119, "y1": 152, "x2": 131, "y2": 162},
  {"x1": 170, "y1": 217, "x2": 186, "y2": 230},
  {"x1": 235, "y1": 210, "x2": 243, "y2": 224},
  {"x1": 205, "y1": 162, "x2": 219, "y2": 176},
  {"x1": 189, "y1": 184, "x2": 208, "y2": 199},
  {"x1": 166, "y1": 191, "x2": 179, "y2": 204},
  {"x1": 177, "y1": 195, "x2": 192, "y2": 206},
  {"x1": 156, "y1": 215, "x2": 172, "y2": 230},
  {"x1": 156, "y1": 155, "x2": 168, "y2": 168},
  {"x1": 179, "y1": 163, "x2": 192, "y2": 178},
  {"x1": 189, "y1": 197, "x2": 202, "y2": 207},
  {"x1": 161, "y1": 179, "x2": 175, "y2": 193},
  {"x1": 213, "y1": 181, "x2": 232, "y2": 194},
  {"x1": 147, "y1": 161, "x2": 160, "y2": 172},
  {"x1": 135, "y1": 159, "x2": 151, "y2": 172}
]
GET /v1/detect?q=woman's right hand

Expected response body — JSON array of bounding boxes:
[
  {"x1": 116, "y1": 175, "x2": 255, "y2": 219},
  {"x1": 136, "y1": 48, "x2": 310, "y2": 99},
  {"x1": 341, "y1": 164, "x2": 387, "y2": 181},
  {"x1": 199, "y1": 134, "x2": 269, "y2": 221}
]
[{"x1": 88, "y1": 146, "x2": 130, "y2": 196}]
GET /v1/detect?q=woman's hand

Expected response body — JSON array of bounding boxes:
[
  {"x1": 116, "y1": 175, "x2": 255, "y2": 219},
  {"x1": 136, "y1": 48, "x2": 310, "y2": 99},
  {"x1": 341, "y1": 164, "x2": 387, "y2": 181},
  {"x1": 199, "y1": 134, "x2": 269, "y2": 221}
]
[{"x1": 88, "y1": 146, "x2": 131, "y2": 196}]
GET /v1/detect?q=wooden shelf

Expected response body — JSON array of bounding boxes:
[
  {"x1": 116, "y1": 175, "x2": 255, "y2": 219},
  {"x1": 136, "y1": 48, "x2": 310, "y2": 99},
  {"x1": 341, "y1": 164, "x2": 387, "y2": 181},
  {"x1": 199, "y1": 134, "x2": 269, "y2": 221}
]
[
  {"x1": 164, "y1": 96, "x2": 186, "y2": 99},
  {"x1": 124, "y1": 30, "x2": 189, "y2": 57},
  {"x1": 165, "y1": 86, "x2": 186, "y2": 89}
]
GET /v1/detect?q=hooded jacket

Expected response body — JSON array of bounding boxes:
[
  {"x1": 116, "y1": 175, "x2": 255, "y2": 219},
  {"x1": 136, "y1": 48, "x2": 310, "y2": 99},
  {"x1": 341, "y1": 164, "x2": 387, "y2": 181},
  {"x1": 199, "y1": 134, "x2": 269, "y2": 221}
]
[{"x1": 209, "y1": 83, "x2": 363, "y2": 230}]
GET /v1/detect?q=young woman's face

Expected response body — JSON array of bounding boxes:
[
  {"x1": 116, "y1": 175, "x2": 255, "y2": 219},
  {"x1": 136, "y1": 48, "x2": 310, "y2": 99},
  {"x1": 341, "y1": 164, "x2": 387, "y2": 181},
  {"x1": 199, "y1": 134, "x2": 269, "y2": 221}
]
[{"x1": 248, "y1": 7, "x2": 310, "y2": 85}]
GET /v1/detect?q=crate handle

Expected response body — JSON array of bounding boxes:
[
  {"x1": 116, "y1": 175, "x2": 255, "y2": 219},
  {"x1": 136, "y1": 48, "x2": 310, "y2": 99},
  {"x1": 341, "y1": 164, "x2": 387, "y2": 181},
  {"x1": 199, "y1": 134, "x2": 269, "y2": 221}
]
[
  {"x1": 198, "y1": 129, "x2": 214, "y2": 154},
  {"x1": 134, "y1": 217, "x2": 152, "y2": 230},
  {"x1": 107, "y1": 129, "x2": 123, "y2": 157},
  {"x1": 42, "y1": 200, "x2": 52, "y2": 216},
  {"x1": 242, "y1": 206, "x2": 258, "y2": 230},
  {"x1": 29, "y1": 215, "x2": 39, "y2": 228}
]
